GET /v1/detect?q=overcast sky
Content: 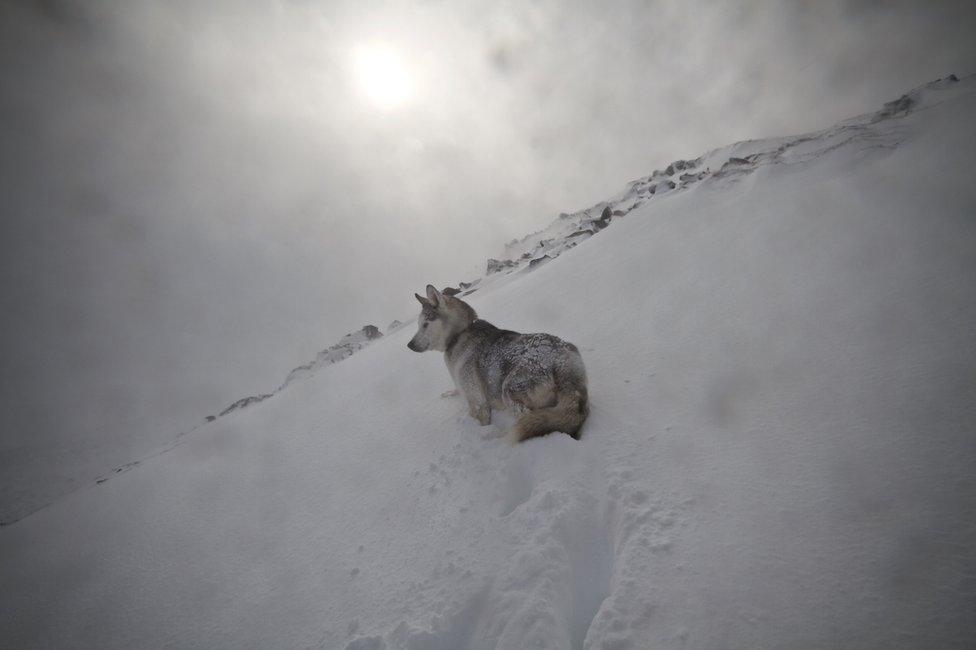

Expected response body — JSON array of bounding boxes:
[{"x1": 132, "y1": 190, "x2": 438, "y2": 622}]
[{"x1": 2, "y1": 0, "x2": 975, "y2": 506}]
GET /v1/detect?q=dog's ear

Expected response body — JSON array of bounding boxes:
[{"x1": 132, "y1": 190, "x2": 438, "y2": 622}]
[
  {"x1": 415, "y1": 293, "x2": 432, "y2": 308},
  {"x1": 425, "y1": 284, "x2": 441, "y2": 306}
]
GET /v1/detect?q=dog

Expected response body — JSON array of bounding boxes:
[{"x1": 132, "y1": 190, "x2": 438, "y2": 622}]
[{"x1": 408, "y1": 285, "x2": 588, "y2": 442}]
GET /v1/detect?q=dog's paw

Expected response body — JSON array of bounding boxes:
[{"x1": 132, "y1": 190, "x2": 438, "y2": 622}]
[{"x1": 440, "y1": 389, "x2": 459, "y2": 398}]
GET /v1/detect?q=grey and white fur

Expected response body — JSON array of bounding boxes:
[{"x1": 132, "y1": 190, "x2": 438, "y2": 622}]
[{"x1": 408, "y1": 285, "x2": 589, "y2": 442}]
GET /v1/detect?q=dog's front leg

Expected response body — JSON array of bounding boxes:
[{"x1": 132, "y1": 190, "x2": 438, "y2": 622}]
[
  {"x1": 457, "y1": 365, "x2": 491, "y2": 425},
  {"x1": 467, "y1": 399, "x2": 491, "y2": 426}
]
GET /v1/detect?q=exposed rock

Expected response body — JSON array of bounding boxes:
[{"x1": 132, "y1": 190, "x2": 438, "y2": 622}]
[
  {"x1": 713, "y1": 158, "x2": 755, "y2": 179},
  {"x1": 220, "y1": 393, "x2": 274, "y2": 417},
  {"x1": 528, "y1": 255, "x2": 552, "y2": 269},
  {"x1": 665, "y1": 160, "x2": 692, "y2": 176},
  {"x1": 487, "y1": 258, "x2": 518, "y2": 274},
  {"x1": 441, "y1": 287, "x2": 461, "y2": 296},
  {"x1": 361, "y1": 325, "x2": 382, "y2": 340},
  {"x1": 873, "y1": 94, "x2": 914, "y2": 122},
  {"x1": 679, "y1": 171, "x2": 708, "y2": 185},
  {"x1": 387, "y1": 320, "x2": 403, "y2": 332},
  {"x1": 593, "y1": 206, "x2": 612, "y2": 230}
]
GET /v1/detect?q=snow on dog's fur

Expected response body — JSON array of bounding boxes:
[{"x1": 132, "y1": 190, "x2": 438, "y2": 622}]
[{"x1": 408, "y1": 285, "x2": 588, "y2": 442}]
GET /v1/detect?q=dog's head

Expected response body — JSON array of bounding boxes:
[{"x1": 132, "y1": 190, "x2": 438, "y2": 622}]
[{"x1": 408, "y1": 284, "x2": 476, "y2": 352}]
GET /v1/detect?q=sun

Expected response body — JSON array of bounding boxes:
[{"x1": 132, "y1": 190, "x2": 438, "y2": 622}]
[{"x1": 353, "y1": 44, "x2": 414, "y2": 110}]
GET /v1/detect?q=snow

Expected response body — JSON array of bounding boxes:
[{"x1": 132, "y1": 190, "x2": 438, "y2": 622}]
[{"x1": 2, "y1": 76, "x2": 975, "y2": 648}]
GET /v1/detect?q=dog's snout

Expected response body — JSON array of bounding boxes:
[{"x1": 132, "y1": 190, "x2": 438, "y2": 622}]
[{"x1": 407, "y1": 340, "x2": 418, "y2": 352}]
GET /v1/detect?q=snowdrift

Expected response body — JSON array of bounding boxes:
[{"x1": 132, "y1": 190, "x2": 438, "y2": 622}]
[{"x1": 2, "y1": 76, "x2": 975, "y2": 649}]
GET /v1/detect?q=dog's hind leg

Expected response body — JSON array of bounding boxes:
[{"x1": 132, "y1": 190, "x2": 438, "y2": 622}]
[{"x1": 467, "y1": 399, "x2": 491, "y2": 426}]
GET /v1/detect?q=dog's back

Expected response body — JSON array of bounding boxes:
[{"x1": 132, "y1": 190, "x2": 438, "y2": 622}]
[{"x1": 452, "y1": 320, "x2": 589, "y2": 441}]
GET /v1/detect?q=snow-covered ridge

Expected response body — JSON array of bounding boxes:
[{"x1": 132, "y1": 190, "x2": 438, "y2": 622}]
[
  {"x1": 208, "y1": 324, "x2": 386, "y2": 420},
  {"x1": 276, "y1": 325, "x2": 384, "y2": 392},
  {"x1": 450, "y1": 74, "x2": 965, "y2": 286}
]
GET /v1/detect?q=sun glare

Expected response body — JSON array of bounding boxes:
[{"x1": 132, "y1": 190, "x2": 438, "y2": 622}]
[{"x1": 353, "y1": 44, "x2": 414, "y2": 110}]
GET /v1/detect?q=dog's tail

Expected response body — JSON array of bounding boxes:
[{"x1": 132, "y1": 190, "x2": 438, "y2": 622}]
[{"x1": 513, "y1": 383, "x2": 589, "y2": 442}]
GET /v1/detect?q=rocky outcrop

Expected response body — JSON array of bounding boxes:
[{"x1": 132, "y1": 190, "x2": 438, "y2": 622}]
[
  {"x1": 220, "y1": 393, "x2": 274, "y2": 417},
  {"x1": 278, "y1": 325, "x2": 383, "y2": 390},
  {"x1": 487, "y1": 258, "x2": 518, "y2": 274},
  {"x1": 361, "y1": 325, "x2": 382, "y2": 340}
]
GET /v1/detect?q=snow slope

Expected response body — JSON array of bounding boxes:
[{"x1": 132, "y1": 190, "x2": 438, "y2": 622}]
[{"x1": 2, "y1": 76, "x2": 975, "y2": 649}]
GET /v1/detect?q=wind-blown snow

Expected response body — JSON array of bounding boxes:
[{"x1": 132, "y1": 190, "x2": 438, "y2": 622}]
[{"x1": 1, "y1": 76, "x2": 975, "y2": 649}]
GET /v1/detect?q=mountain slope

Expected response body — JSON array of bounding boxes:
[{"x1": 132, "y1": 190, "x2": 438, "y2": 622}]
[{"x1": 1, "y1": 76, "x2": 975, "y2": 649}]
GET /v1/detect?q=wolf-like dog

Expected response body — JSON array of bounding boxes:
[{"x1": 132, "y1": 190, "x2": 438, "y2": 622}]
[{"x1": 408, "y1": 285, "x2": 589, "y2": 442}]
